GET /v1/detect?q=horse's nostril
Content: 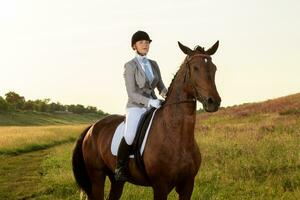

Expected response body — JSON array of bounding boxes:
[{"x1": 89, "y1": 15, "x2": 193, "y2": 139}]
[{"x1": 207, "y1": 97, "x2": 214, "y2": 104}]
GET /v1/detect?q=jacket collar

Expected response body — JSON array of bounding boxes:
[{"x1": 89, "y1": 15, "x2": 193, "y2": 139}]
[
  {"x1": 132, "y1": 57, "x2": 158, "y2": 88},
  {"x1": 135, "y1": 53, "x2": 148, "y2": 62}
]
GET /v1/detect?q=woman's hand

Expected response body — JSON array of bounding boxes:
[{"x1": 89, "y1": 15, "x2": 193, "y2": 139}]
[{"x1": 148, "y1": 99, "x2": 161, "y2": 108}]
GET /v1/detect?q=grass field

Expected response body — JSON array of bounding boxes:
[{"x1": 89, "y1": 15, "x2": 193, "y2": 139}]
[
  {"x1": 0, "y1": 124, "x2": 88, "y2": 155},
  {"x1": 0, "y1": 93, "x2": 299, "y2": 199},
  {"x1": 0, "y1": 110, "x2": 106, "y2": 126}
]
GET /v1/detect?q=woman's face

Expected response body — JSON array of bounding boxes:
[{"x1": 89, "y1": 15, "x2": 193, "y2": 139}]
[{"x1": 133, "y1": 40, "x2": 150, "y2": 55}]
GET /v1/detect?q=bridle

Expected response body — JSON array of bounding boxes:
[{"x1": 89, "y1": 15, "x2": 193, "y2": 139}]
[{"x1": 162, "y1": 53, "x2": 211, "y2": 107}]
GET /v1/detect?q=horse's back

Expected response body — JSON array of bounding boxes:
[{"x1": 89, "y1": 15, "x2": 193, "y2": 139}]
[
  {"x1": 92, "y1": 114, "x2": 125, "y2": 137},
  {"x1": 90, "y1": 114, "x2": 125, "y2": 150}
]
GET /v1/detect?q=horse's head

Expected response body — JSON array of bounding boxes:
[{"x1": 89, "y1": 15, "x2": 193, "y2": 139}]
[{"x1": 178, "y1": 41, "x2": 221, "y2": 112}]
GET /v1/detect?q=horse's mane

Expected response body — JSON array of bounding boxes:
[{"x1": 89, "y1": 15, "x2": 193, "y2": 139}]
[
  {"x1": 164, "y1": 70, "x2": 179, "y2": 99},
  {"x1": 163, "y1": 58, "x2": 188, "y2": 101}
]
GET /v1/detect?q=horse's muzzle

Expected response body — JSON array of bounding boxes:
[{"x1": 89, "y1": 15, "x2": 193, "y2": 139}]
[{"x1": 203, "y1": 96, "x2": 221, "y2": 112}]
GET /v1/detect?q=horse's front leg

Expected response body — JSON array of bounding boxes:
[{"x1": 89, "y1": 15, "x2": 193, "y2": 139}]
[
  {"x1": 175, "y1": 178, "x2": 195, "y2": 200},
  {"x1": 152, "y1": 184, "x2": 171, "y2": 200}
]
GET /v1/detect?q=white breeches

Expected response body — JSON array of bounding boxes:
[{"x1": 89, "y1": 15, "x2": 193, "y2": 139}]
[{"x1": 124, "y1": 107, "x2": 150, "y2": 145}]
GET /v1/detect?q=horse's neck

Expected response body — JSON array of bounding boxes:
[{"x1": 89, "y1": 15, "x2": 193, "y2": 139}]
[
  {"x1": 164, "y1": 67, "x2": 196, "y2": 115},
  {"x1": 161, "y1": 71, "x2": 197, "y2": 145}
]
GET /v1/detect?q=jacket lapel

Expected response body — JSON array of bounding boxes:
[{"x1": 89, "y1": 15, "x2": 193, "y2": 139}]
[
  {"x1": 148, "y1": 60, "x2": 158, "y2": 88},
  {"x1": 133, "y1": 58, "x2": 145, "y2": 77},
  {"x1": 133, "y1": 58, "x2": 151, "y2": 88}
]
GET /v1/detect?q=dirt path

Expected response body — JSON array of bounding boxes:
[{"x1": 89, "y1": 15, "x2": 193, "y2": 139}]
[{"x1": 0, "y1": 148, "x2": 57, "y2": 199}]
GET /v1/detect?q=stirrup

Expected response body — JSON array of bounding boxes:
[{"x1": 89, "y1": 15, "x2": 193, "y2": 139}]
[{"x1": 114, "y1": 167, "x2": 128, "y2": 182}]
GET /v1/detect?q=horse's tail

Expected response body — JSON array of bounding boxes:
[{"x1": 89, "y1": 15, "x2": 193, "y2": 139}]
[{"x1": 72, "y1": 125, "x2": 93, "y2": 196}]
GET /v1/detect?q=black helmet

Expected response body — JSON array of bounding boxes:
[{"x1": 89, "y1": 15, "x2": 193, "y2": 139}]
[{"x1": 131, "y1": 30, "x2": 152, "y2": 47}]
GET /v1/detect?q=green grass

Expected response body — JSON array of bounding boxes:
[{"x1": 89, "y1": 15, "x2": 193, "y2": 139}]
[
  {"x1": 3, "y1": 111, "x2": 297, "y2": 200},
  {"x1": 0, "y1": 96, "x2": 300, "y2": 199},
  {"x1": 194, "y1": 112, "x2": 300, "y2": 200},
  {"x1": 39, "y1": 143, "x2": 81, "y2": 199},
  {"x1": 0, "y1": 110, "x2": 106, "y2": 126}
]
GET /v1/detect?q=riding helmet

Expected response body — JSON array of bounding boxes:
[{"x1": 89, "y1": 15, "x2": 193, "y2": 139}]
[{"x1": 131, "y1": 30, "x2": 152, "y2": 47}]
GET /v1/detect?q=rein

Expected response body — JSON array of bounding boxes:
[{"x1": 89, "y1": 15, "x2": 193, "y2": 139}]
[{"x1": 162, "y1": 99, "x2": 196, "y2": 107}]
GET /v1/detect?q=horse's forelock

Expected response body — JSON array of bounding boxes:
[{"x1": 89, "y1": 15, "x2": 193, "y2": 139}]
[{"x1": 194, "y1": 45, "x2": 205, "y2": 53}]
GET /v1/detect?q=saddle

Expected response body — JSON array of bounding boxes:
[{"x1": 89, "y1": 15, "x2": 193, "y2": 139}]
[
  {"x1": 128, "y1": 107, "x2": 156, "y2": 180},
  {"x1": 131, "y1": 107, "x2": 155, "y2": 159},
  {"x1": 111, "y1": 106, "x2": 158, "y2": 181},
  {"x1": 129, "y1": 107, "x2": 156, "y2": 155}
]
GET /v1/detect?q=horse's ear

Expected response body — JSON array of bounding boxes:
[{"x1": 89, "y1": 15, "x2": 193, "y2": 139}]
[
  {"x1": 178, "y1": 41, "x2": 193, "y2": 55},
  {"x1": 205, "y1": 40, "x2": 219, "y2": 55}
]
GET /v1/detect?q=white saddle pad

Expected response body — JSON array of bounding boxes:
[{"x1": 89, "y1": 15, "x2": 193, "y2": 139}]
[{"x1": 111, "y1": 108, "x2": 159, "y2": 158}]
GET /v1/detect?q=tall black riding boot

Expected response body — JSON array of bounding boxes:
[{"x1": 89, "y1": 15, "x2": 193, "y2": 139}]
[{"x1": 114, "y1": 137, "x2": 130, "y2": 182}]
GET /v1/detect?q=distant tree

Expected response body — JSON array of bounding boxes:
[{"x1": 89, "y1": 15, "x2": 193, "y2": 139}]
[
  {"x1": 5, "y1": 91, "x2": 25, "y2": 110},
  {"x1": 67, "y1": 104, "x2": 75, "y2": 113},
  {"x1": 0, "y1": 96, "x2": 8, "y2": 112},
  {"x1": 86, "y1": 106, "x2": 97, "y2": 113},
  {"x1": 74, "y1": 104, "x2": 86, "y2": 114},
  {"x1": 33, "y1": 98, "x2": 51, "y2": 112},
  {"x1": 24, "y1": 100, "x2": 34, "y2": 111},
  {"x1": 49, "y1": 102, "x2": 66, "y2": 112},
  {"x1": 67, "y1": 104, "x2": 87, "y2": 114},
  {"x1": 59, "y1": 104, "x2": 67, "y2": 112},
  {"x1": 97, "y1": 109, "x2": 106, "y2": 115},
  {"x1": 1, "y1": 91, "x2": 107, "y2": 114}
]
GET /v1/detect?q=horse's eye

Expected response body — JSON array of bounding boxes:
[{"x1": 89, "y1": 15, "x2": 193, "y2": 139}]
[{"x1": 193, "y1": 66, "x2": 199, "y2": 71}]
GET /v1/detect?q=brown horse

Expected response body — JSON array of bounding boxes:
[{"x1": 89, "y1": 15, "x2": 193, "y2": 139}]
[{"x1": 72, "y1": 41, "x2": 221, "y2": 200}]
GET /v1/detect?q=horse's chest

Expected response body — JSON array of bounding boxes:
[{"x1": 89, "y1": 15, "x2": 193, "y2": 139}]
[{"x1": 178, "y1": 152, "x2": 199, "y2": 172}]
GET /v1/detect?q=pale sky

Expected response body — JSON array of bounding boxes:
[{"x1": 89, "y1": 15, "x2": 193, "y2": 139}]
[{"x1": 0, "y1": 0, "x2": 299, "y2": 114}]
